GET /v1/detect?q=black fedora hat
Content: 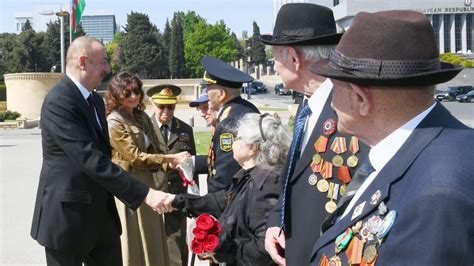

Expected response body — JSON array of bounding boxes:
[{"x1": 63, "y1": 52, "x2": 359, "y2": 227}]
[
  {"x1": 260, "y1": 3, "x2": 342, "y2": 46},
  {"x1": 309, "y1": 10, "x2": 463, "y2": 87}
]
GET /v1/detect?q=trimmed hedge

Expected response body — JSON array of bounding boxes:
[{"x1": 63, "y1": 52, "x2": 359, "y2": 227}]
[{"x1": 0, "y1": 84, "x2": 5, "y2": 101}]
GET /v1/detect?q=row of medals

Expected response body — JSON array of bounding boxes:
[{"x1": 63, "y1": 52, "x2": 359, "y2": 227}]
[
  {"x1": 308, "y1": 119, "x2": 359, "y2": 213},
  {"x1": 320, "y1": 202, "x2": 397, "y2": 266}
]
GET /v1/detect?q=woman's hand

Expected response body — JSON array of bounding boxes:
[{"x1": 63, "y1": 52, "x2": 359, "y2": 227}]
[{"x1": 166, "y1": 151, "x2": 191, "y2": 168}]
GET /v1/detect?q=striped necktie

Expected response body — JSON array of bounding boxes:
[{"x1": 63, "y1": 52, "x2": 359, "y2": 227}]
[{"x1": 280, "y1": 100, "x2": 312, "y2": 231}]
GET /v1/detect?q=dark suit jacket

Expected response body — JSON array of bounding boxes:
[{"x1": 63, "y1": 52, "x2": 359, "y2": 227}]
[
  {"x1": 310, "y1": 103, "x2": 474, "y2": 265},
  {"x1": 267, "y1": 93, "x2": 369, "y2": 265},
  {"x1": 203, "y1": 96, "x2": 260, "y2": 193},
  {"x1": 30, "y1": 75, "x2": 149, "y2": 254}
]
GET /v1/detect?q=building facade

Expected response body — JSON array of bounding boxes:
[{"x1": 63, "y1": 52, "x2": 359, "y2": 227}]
[
  {"x1": 273, "y1": 0, "x2": 474, "y2": 54},
  {"x1": 80, "y1": 10, "x2": 117, "y2": 44}
]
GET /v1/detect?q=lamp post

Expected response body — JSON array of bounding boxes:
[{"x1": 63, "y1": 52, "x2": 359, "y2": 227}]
[
  {"x1": 246, "y1": 46, "x2": 252, "y2": 100},
  {"x1": 56, "y1": 11, "x2": 69, "y2": 74}
]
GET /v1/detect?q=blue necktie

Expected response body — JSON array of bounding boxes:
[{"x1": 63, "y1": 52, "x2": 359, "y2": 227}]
[{"x1": 280, "y1": 101, "x2": 312, "y2": 231}]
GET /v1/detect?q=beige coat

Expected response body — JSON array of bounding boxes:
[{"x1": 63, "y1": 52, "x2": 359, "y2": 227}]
[{"x1": 108, "y1": 109, "x2": 170, "y2": 266}]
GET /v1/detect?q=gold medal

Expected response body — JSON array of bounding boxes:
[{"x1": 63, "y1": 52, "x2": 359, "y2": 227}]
[
  {"x1": 340, "y1": 184, "x2": 347, "y2": 196},
  {"x1": 312, "y1": 153, "x2": 322, "y2": 165},
  {"x1": 328, "y1": 255, "x2": 342, "y2": 266},
  {"x1": 347, "y1": 155, "x2": 359, "y2": 168},
  {"x1": 325, "y1": 200, "x2": 337, "y2": 213},
  {"x1": 362, "y1": 244, "x2": 377, "y2": 263},
  {"x1": 317, "y1": 179, "x2": 329, "y2": 193},
  {"x1": 332, "y1": 155, "x2": 344, "y2": 167}
]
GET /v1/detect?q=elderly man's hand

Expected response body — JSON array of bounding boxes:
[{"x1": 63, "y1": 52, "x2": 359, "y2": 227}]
[
  {"x1": 144, "y1": 189, "x2": 176, "y2": 214},
  {"x1": 265, "y1": 226, "x2": 286, "y2": 265}
]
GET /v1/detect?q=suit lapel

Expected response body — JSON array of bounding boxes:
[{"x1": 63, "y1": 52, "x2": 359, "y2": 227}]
[
  {"x1": 311, "y1": 103, "x2": 447, "y2": 259},
  {"x1": 151, "y1": 115, "x2": 166, "y2": 146},
  {"x1": 290, "y1": 95, "x2": 335, "y2": 182}
]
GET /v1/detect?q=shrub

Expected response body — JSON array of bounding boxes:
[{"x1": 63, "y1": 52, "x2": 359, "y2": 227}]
[
  {"x1": 0, "y1": 110, "x2": 21, "y2": 121},
  {"x1": 0, "y1": 83, "x2": 6, "y2": 101}
]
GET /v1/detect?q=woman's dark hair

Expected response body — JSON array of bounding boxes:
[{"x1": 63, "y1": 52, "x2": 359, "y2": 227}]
[{"x1": 105, "y1": 71, "x2": 144, "y2": 115}]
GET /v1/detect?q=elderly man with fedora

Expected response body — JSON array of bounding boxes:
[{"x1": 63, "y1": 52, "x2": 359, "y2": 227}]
[
  {"x1": 197, "y1": 55, "x2": 260, "y2": 193},
  {"x1": 308, "y1": 10, "x2": 473, "y2": 265},
  {"x1": 260, "y1": 3, "x2": 369, "y2": 265},
  {"x1": 147, "y1": 84, "x2": 197, "y2": 266}
]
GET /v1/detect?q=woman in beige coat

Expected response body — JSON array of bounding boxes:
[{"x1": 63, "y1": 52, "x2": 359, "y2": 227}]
[{"x1": 105, "y1": 71, "x2": 189, "y2": 266}]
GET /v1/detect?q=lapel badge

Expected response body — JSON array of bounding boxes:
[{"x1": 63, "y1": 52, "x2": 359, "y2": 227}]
[
  {"x1": 377, "y1": 210, "x2": 397, "y2": 239},
  {"x1": 308, "y1": 174, "x2": 318, "y2": 186},
  {"x1": 378, "y1": 201, "x2": 388, "y2": 215},
  {"x1": 370, "y1": 190, "x2": 382, "y2": 205},
  {"x1": 322, "y1": 119, "x2": 337, "y2": 136},
  {"x1": 351, "y1": 201, "x2": 366, "y2": 220},
  {"x1": 179, "y1": 133, "x2": 190, "y2": 142}
]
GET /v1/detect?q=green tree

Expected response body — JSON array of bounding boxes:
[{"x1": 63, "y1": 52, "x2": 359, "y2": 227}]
[
  {"x1": 184, "y1": 20, "x2": 238, "y2": 77},
  {"x1": 231, "y1": 32, "x2": 245, "y2": 59},
  {"x1": 169, "y1": 14, "x2": 186, "y2": 78},
  {"x1": 41, "y1": 19, "x2": 61, "y2": 71},
  {"x1": 105, "y1": 32, "x2": 122, "y2": 74},
  {"x1": 249, "y1": 21, "x2": 266, "y2": 66},
  {"x1": 120, "y1": 12, "x2": 163, "y2": 78},
  {"x1": 160, "y1": 19, "x2": 172, "y2": 77},
  {"x1": 176, "y1": 11, "x2": 206, "y2": 37}
]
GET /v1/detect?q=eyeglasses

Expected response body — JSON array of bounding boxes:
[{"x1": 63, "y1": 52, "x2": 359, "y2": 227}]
[
  {"x1": 123, "y1": 88, "x2": 142, "y2": 98},
  {"x1": 157, "y1": 105, "x2": 176, "y2": 110}
]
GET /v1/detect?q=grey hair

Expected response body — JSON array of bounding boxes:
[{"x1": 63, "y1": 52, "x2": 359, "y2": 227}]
[
  {"x1": 280, "y1": 45, "x2": 336, "y2": 63},
  {"x1": 236, "y1": 113, "x2": 291, "y2": 170}
]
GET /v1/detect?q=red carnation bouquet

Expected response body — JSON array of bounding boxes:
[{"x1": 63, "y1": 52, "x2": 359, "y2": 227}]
[{"x1": 191, "y1": 214, "x2": 222, "y2": 259}]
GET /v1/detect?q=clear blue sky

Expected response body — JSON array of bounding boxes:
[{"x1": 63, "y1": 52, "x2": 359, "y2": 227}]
[{"x1": 0, "y1": 0, "x2": 274, "y2": 37}]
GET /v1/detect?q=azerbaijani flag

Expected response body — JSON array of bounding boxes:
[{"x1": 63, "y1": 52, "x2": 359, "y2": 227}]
[{"x1": 71, "y1": 0, "x2": 86, "y2": 36}]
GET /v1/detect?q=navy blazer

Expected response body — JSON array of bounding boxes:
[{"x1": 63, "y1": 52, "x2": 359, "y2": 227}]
[
  {"x1": 267, "y1": 93, "x2": 369, "y2": 265},
  {"x1": 30, "y1": 76, "x2": 149, "y2": 254},
  {"x1": 310, "y1": 103, "x2": 474, "y2": 265}
]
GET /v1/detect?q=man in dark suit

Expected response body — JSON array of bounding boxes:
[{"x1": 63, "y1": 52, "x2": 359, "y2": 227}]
[
  {"x1": 260, "y1": 4, "x2": 369, "y2": 265},
  {"x1": 308, "y1": 10, "x2": 473, "y2": 265},
  {"x1": 147, "y1": 84, "x2": 196, "y2": 266},
  {"x1": 196, "y1": 56, "x2": 260, "y2": 193},
  {"x1": 30, "y1": 36, "x2": 176, "y2": 266}
]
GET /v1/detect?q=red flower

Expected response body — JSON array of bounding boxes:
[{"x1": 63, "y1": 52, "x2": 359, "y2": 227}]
[
  {"x1": 203, "y1": 234, "x2": 219, "y2": 252},
  {"x1": 196, "y1": 214, "x2": 216, "y2": 231},
  {"x1": 193, "y1": 227, "x2": 207, "y2": 240},
  {"x1": 191, "y1": 238, "x2": 204, "y2": 254},
  {"x1": 209, "y1": 221, "x2": 222, "y2": 235}
]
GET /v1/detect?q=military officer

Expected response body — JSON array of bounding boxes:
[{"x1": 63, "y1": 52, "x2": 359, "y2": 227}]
[
  {"x1": 147, "y1": 84, "x2": 196, "y2": 266},
  {"x1": 196, "y1": 55, "x2": 260, "y2": 193}
]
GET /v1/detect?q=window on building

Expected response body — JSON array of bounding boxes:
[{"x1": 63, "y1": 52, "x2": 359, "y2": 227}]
[
  {"x1": 444, "y1": 14, "x2": 451, "y2": 53},
  {"x1": 455, "y1": 14, "x2": 462, "y2": 52},
  {"x1": 468, "y1": 14, "x2": 473, "y2": 52},
  {"x1": 432, "y1": 15, "x2": 440, "y2": 49}
]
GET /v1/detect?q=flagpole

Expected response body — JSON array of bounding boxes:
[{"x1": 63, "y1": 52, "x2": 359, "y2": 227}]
[{"x1": 69, "y1": 0, "x2": 73, "y2": 44}]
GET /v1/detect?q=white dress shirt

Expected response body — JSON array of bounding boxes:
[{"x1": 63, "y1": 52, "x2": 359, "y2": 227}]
[
  {"x1": 340, "y1": 102, "x2": 437, "y2": 219},
  {"x1": 68, "y1": 73, "x2": 102, "y2": 128},
  {"x1": 299, "y1": 78, "x2": 333, "y2": 157}
]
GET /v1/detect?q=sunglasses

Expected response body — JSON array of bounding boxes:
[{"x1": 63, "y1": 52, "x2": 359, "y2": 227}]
[
  {"x1": 123, "y1": 88, "x2": 142, "y2": 98},
  {"x1": 157, "y1": 105, "x2": 176, "y2": 110}
]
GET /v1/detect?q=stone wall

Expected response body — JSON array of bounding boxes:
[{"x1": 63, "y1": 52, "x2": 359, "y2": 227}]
[{"x1": 4, "y1": 73, "x2": 64, "y2": 119}]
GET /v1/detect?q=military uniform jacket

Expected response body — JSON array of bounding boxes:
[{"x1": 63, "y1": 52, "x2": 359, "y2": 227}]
[
  {"x1": 30, "y1": 76, "x2": 149, "y2": 254},
  {"x1": 204, "y1": 96, "x2": 259, "y2": 193},
  {"x1": 310, "y1": 103, "x2": 474, "y2": 265},
  {"x1": 173, "y1": 166, "x2": 280, "y2": 265},
  {"x1": 267, "y1": 92, "x2": 369, "y2": 265},
  {"x1": 150, "y1": 115, "x2": 196, "y2": 193}
]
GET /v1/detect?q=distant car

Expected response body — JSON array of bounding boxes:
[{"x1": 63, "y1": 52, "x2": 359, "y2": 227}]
[
  {"x1": 435, "y1": 91, "x2": 449, "y2": 101},
  {"x1": 251, "y1": 81, "x2": 267, "y2": 93},
  {"x1": 456, "y1": 90, "x2": 474, "y2": 102},
  {"x1": 274, "y1": 83, "x2": 291, "y2": 95},
  {"x1": 292, "y1": 90, "x2": 304, "y2": 104},
  {"x1": 242, "y1": 84, "x2": 257, "y2": 94},
  {"x1": 446, "y1": 85, "x2": 473, "y2": 101}
]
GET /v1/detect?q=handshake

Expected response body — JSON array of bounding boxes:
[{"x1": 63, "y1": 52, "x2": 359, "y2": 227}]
[{"x1": 145, "y1": 189, "x2": 177, "y2": 214}]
